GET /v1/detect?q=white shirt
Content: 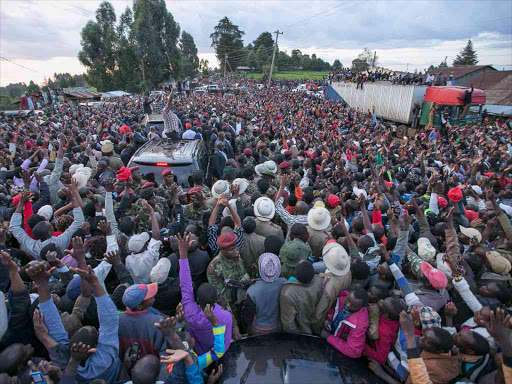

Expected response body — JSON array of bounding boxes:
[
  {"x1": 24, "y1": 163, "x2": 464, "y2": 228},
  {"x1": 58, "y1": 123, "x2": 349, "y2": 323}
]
[
  {"x1": 182, "y1": 130, "x2": 196, "y2": 139},
  {"x1": 126, "y1": 238, "x2": 162, "y2": 284}
]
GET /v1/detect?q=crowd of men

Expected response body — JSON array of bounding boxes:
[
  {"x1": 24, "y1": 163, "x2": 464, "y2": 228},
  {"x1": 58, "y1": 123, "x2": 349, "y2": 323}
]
[{"x1": 0, "y1": 76, "x2": 511, "y2": 384}]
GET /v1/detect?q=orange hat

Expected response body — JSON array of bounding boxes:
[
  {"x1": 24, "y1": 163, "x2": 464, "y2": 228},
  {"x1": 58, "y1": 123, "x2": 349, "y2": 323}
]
[{"x1": 141, "y1": 182, "x2": 155, "y2": 189}]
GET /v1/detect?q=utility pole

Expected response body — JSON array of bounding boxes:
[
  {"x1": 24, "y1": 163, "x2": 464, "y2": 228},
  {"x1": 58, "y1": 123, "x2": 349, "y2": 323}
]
[
  {"x1": 268, "y1": 30, "x2": 283, "y2": 88},
  {"x1": 406, "y1": 63, "x2": 409, "y2": 72},
  {"x1": 224, "y1": 54, "x2": 228, "y2": 78}
]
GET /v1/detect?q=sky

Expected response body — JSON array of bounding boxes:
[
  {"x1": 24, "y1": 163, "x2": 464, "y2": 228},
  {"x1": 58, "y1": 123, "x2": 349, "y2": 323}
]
[{"x1": 1, "y1": 0, "x2": 511, "y2": 86}]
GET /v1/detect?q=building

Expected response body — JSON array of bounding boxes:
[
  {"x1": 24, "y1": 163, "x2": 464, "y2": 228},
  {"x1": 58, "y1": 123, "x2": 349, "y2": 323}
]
[{"x1": 430, "y1": 66, "x2": 512, "y2": 114}]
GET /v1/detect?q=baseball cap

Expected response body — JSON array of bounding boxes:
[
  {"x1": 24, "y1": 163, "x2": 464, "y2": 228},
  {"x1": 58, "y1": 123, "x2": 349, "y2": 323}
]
[
  {"x1": 150, "y1": 258, "x2": 171, "y2": 284},
  {"x1": 421, "y1": 262, "x2": 447, "y2": 290},
  {"x1": 128, "y1": 232, "x2": 150, "y2": 253},
  {"x1": 122, "y1": 283, "x2": 158, "y2": 310}
]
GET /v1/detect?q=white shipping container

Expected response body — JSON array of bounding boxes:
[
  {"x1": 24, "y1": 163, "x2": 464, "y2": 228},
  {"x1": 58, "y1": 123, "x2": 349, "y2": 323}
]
[{"x1": 331, "y1": 82, "x2": 427, "y2": 124}]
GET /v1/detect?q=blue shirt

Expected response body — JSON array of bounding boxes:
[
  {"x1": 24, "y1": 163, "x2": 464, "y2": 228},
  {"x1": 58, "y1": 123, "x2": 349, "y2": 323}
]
[{"x1": 39, "y1": 294, "x2": 121, "y2": 383}]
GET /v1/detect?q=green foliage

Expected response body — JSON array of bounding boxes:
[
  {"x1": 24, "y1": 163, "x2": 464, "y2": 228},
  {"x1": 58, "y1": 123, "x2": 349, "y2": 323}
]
[
  {"x1": 180, "y1": 31, "x2": 199, "y2": 78},
  {"x1": 210, "y1": 17, "x2": 245, "y2": 73},
  {"x1": 27, "y1": 81, "x2": 41, "y2": 94},
  {"x1": 352, "y1": 48, "x2": 378, "y2": 72},
  {"x1": 453, "y1": 40, "x2": 478, "y2": 66},
  {"x1": 333, "y1": 59, "x2": 342, "y2": 69},
  {"x1": 78, "y1": 0, "x2": 184, "y2": 92}
]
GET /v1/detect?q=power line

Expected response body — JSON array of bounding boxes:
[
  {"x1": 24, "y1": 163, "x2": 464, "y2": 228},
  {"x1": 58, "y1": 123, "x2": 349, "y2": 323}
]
[
  {"x1": 284, "y1": 0, "x2": 355, "y2": 29},
  {"x1": 0, "y1": 55, "x2": 43, "y2": 74}
]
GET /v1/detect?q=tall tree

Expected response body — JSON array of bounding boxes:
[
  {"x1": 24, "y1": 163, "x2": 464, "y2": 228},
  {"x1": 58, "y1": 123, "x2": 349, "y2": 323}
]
[
  {"x1": 210, "y1": 17, "x2": 245, "y2": 73},
  {"x1": 26, "y1": 81, "x2": 40, "y2": 94},
  {"x1": 352, "y1": 48, "x2": 378, "y2": 72},
  {"x1": 333, "y1": 59, "x2": 342, "y2": 69},
  {"x1": 252, "y1": 32, "x2": 274, "y2": 65},
  {"x1": 180, "y1": 31, "x2": 200, "y2": 78},
  {"x1": 78, "y1": 1, "x2": 118, "y2": 91},
  {"x1": 453, "y1": 40, "x2": 478, "y2": 66},
  {"x1": 291, "y1": 49, "x2": 302, "y2": 67},
  {"x1": 133, "y1": 0, "x2": 181, "y2": 89},
  {"x1": 116, "y1": 7, "x2": 140, "y2": 92}
]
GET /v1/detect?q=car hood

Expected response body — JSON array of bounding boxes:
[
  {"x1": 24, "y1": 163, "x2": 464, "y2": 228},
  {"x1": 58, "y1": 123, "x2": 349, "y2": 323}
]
[{"x1": 219, "y1": 333, "x2": 381, "y2": 384}]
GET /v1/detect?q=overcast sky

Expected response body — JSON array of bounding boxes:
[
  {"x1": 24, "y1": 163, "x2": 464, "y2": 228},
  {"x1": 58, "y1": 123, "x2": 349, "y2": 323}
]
[{"x1": 1, "y1": 0, "x2": 511, "y2": 86}]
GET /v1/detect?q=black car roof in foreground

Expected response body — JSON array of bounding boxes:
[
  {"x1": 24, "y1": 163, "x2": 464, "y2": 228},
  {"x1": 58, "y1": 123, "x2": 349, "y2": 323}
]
[{"x1": 219, "y1": 333, "x2": 384, "y2": 384}]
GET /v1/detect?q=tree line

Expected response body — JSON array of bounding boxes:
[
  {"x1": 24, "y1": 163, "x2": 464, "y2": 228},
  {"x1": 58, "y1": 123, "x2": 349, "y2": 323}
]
[
  {"x1": 210, "y1": 17, "x2": 334, "y2": 74},
  {"x1": 78, "y1": 0, "x2": 199, "y2": 93}
]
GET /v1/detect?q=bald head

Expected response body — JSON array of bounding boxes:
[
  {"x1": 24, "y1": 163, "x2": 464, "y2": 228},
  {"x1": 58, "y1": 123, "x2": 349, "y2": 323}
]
[
  {"x1": 132, "y1": 355, "x2": 160, "y2": 384},
  {"x1": 295, "y1": 201, "x2": 309, "y2": 215}
]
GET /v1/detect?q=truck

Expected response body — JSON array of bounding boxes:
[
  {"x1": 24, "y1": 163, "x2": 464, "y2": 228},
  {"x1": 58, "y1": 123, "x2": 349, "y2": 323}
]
[{"x1": 327, "y1": 82, "x2": 485, "y2": 127}]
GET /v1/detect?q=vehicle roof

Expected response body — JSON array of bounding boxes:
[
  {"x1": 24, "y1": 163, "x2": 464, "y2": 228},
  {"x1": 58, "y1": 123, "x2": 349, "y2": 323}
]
[
  {"x1": 144, "y1": 114, "x2": 164, "y2": 123},
  {"x1": 131, "y1": 139, "x2": 200, "y2": 165},
  {"x1": 424, "y1": 86, "x2": 486, "y2": 105},
  {"x1": 219, "y1": 333, "x2": 384, "y2": 384}
]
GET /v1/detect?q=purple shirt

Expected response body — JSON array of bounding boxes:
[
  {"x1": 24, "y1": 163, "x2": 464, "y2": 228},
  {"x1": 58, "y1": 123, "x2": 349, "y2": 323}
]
[
  {"x1": 13, "y1": 158, "x2": 49, "y2": 193},
  {"x1": 179, "y1": 258, "x2": 232, "y2": 355}
]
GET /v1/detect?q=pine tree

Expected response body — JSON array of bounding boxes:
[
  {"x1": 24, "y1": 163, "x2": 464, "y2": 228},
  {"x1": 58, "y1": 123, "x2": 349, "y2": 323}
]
[{"x1": 453, "y1": 40, "x2": 479, "y2": 66}]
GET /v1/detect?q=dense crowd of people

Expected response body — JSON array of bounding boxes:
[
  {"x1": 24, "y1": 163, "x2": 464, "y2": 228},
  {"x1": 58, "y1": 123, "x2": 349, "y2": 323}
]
[
  {"x1": 329, "y1": 67, "x2": 454, "y2": 88},
  {"x1": 0, "y1": 78, "x2": 511, "y2": 384}
]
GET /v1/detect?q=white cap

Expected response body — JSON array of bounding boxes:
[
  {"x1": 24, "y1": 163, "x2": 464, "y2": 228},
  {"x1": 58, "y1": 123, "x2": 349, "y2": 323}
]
[
  {"x1": 128, "y1": 232, "x2": 151, "y2": 253},
  {"x1": 150, "y1": 258, "x2": 171, "y2": 284}
]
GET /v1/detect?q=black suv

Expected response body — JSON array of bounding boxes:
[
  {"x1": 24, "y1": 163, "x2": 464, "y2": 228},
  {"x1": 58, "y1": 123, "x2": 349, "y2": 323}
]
[{"x1": 127, "y1": 139, "x2": 208, "y2": 187}]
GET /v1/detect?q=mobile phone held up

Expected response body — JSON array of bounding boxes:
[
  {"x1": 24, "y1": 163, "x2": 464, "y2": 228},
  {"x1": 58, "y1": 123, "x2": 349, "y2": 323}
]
[{"x1": 31, "y1": 372, "x2": 46, "y2": 384}]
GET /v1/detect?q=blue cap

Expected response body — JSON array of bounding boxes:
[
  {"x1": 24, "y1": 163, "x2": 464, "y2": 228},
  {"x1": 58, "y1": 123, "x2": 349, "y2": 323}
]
[
  {"x1": 66, "y1": 275, "x2": 81, "y2": 301},
  {"x1": 122, "y1": 283, "x2": 158, "y2": 310}
]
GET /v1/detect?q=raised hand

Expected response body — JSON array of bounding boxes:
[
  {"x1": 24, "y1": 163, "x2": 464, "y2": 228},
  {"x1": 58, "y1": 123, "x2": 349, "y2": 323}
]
[
  {"x1": 399, "y1": 311, "x2": 415, "y2": 337},
  {"x1": 71, "y1": 236, "x2": 86, "y2": 262},
  {"x1": 69, "y1": 265, "x2": 99, "y2": 286},
  {"x1": 104, "y1": 178, "x2": 114, "y2": 193},
  {"x1": 18, "y1": 191, "x2": 32, "y2": 206},
  {"x1": 141, "y1": 199, "x2": 154, "y2": 214},
  {"x1": 160, "y1": 349, "x2": 190, "y2": 365},
  {"x1": 105, "y1": 250, "x2": 121, "y2": 266},
  {"x1": 444, "y1": 302, "x2": 457, "y2": 318},
  {"x1": 203, "y1": 304, "x2": 219, "y2": 327},
  {"x1": 70, "y1": 342, "x2": 97, "y2": 362},
  {"x1": 46, "y1": 251, "x2": 63, "y2": 268},
  {"x1": 33, "y1": 309, "x2": 49, "y2": 340},
  {"x1": 97, "y1": 220, "x2": 112, "y2": 236},
  {"x1": 26, "y1": 261, "x2": 52, "y2": 285},
  {"x1": 174, "y1": 232, "x2": 193, "y2": 258},
  {"x1": 378, "y1": 244, "x2": 390, "y2": 262},
  {"x1": 207, "y1": 364, "x2": 224, "y2": 384},
  {"x1": 0, "y1": 250, "x2": 18, "y2": 273},
  {"x1": 154, "y1": 316, "x2": 177, "y2": 337}
]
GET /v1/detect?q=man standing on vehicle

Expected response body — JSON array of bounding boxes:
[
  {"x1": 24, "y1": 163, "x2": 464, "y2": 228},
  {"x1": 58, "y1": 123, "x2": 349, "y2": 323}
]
[{"x1": 162, "y1": 89, "x2": 182, "y2": 141}]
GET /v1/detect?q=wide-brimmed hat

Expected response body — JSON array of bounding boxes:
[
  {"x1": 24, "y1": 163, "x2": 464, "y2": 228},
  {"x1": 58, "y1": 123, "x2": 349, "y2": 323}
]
[
  {"x1": 324, "y1": 245, "x2": 350, "y2": 276},
  {"x1": 264, "y1": 161, "x2": 278, "y2": 175},
  {"x1": 255, "y1": 164, "x2": 267, "y2": 176},
  {"x1": 232, "y1": 178, "x2": 249, "y2": 194},
  {"x1": 212, "y1": 180, "x2": 230, "y2": 199},
  {"x1": 307, "y1": 207, "x2": 331, "y2": 230},
  {"x1": 254, "y1": 197, "x2": 275, "y2": 221}
]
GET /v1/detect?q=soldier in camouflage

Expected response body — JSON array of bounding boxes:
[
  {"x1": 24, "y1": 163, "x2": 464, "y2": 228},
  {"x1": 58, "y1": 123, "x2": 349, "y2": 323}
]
[
  {"x1": 183, "y1": 188, "x2": 211, "y2": 228},
  {"x1": 126, "y1": 187, "x2": 166, "y2": 233},
  {"x1": 207, "y1": 231, "x2": 249, "y2": 332}
]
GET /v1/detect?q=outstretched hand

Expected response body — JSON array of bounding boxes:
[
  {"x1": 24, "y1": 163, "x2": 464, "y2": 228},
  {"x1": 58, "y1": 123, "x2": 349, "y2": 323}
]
[
  {"x1": 70, "y1": 342, "x2": 97, "y2": 362},
  {"x1": 154, "y1": 316, "x2": 177, "y2": 337},
  {"x1": 174, "y1": 232, "x2": 194, "y2": 259}
]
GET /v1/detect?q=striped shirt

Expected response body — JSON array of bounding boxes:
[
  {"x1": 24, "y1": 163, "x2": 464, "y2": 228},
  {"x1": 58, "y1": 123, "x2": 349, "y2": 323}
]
[
  {"x1": 207, "y1": 226, "x2": 244, "y2": 256},
  {"x1": 275, "y1": 197, "x2": 308, "y2": 242}
]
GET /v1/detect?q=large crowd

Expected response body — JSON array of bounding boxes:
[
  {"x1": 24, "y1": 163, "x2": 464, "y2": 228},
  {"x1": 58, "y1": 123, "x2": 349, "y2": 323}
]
[{"x1": 0, "y1": 78, "x2": 511, "y2": 384}]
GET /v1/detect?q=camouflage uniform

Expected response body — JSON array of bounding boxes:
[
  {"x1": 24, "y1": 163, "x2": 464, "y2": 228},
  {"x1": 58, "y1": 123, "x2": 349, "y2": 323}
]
[
  {"x1": 183, "y1": 203, "x2": 210, "y2": 226},
  {"x1": 246, "y1": 157, "x2": 257, "y2": 169},
  {"x1": 126, "y1": 198, "x2": 166, "y2": 233},
  {"x1": 265, "y1": 184, "x2": 278, "y2": 199},
  {"x1": 156, "y1": 184, "x2": 183, "y2": 211},
  {"x1": 279, "y1": 238, "x2": 312, "y2": 280},
  {"x1": 235, "y1": 135, "x2": 247, "y2": 153},
  {"x1": 207, "y1": 254, "x2": 250, "y2": 319}
]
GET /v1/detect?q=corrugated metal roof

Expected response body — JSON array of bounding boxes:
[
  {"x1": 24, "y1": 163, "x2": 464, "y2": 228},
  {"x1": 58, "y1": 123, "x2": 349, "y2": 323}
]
[
  {"x1": 430, "y1": 65, "x2": 493, "y2": 79},
  {"x1": 484, "y1": 73, "x2": 512, "y2": 106},
  {"x1": 456, "y1": 70, "x2": 512, "y2": 89}
]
